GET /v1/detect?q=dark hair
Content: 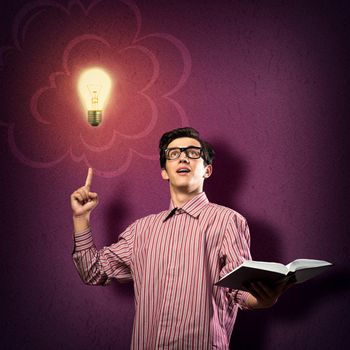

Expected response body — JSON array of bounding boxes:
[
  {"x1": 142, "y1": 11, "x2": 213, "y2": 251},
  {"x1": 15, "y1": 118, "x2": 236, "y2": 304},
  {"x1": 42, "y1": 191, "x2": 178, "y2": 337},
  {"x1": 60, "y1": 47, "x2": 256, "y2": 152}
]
[{"x1": 159, "y1": 127, "x2": 215, "y2": 168}]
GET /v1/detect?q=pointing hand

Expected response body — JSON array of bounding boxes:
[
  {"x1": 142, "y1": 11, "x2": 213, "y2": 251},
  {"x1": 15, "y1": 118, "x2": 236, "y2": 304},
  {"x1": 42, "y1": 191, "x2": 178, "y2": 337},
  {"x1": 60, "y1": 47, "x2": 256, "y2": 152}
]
[{"x1": 71, "y1": 168, "x2": 99, "y2": 218}]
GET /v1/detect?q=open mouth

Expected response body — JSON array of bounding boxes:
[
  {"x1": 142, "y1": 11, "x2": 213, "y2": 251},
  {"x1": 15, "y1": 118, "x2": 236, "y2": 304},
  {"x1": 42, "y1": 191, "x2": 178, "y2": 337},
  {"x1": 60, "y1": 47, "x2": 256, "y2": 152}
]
[{"x1": 176, "y1": 168, "x2": 191, "y2": 173}]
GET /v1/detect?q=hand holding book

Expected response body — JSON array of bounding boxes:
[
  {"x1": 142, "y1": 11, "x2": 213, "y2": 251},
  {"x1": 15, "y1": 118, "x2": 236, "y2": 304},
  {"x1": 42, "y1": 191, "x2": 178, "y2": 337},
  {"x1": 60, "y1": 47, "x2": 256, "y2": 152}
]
[{"x1": 244, "y1": 277, "x2": 294, "y2": 309}]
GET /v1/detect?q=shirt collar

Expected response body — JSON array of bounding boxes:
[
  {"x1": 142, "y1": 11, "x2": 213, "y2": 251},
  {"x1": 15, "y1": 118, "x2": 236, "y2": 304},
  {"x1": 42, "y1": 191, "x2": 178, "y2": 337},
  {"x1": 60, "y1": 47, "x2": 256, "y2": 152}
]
[{"x1": 163, "y1": 192, "x2": 209, "y2": 222}]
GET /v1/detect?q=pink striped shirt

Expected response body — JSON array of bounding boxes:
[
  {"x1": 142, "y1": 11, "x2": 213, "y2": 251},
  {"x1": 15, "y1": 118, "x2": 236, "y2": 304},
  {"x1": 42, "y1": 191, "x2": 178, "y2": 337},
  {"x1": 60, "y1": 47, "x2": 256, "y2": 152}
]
[{"x1": 73, "y1": 192, "x2": 251, "y2": 349}]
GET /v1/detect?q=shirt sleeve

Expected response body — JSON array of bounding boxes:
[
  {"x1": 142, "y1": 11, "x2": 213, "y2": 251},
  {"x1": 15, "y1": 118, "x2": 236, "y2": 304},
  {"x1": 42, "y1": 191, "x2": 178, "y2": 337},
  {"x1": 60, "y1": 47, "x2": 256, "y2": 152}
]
[
  {"x1": 219, "y1": 212, "x2": 252, "y2": 310},
  {"x1": 72, "y1": 223, "x2": 135, "y2": 286}
]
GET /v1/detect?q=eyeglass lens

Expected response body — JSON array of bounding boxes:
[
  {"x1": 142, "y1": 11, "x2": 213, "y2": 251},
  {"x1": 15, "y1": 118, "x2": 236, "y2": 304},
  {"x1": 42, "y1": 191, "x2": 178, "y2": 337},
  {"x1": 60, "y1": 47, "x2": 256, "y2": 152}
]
[{"x1": 166, "y1": 147, "x2": 201, "y2": 160}]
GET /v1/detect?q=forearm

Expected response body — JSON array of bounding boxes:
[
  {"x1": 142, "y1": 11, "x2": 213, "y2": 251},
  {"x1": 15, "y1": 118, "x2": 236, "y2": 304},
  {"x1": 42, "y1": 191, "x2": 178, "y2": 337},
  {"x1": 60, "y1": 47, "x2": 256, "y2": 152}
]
[
  {"x1": 246, "y1": 293, "x2": 260, "y2": 310},
  {"x1": 230, "y1": 290, "x2": 265, "y2": 310},
  {"x1": 73, "y1": 214, "x2": 90, "y2": 234},
  {"x1": 246, "y1": 291, "x2": 277, "y2": 310},
  {"x1": 230, "y1": 289, "x2": 252, "y2": 310},
  {"x1": 72, "y1": 229, "x2": 109, "y2": 286},
  {"x1": 72, "y1": 228, "x2": 133, "y2": 285}
]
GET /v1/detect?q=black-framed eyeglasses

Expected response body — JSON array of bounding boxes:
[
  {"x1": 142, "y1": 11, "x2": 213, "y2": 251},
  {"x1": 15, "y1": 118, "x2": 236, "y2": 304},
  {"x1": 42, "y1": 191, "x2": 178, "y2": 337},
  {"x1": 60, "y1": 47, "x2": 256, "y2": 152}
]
[{"x1": 165, "y1": 146, "x2": 203, "y2": 160}]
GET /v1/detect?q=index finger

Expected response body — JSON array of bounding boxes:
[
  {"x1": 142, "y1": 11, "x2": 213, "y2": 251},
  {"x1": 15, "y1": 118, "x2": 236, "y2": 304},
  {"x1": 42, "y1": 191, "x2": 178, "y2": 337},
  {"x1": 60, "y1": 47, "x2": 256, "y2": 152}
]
[{"x1": 85, "y1": 167, "x2": 93, "y2": 189}]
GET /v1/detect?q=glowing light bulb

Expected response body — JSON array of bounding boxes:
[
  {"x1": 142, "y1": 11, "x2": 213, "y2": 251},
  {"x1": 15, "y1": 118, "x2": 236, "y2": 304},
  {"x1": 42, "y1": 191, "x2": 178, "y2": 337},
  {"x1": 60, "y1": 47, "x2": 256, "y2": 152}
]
[{"x1": 78, "y1": 67, "x2": 112, "y2": 126}]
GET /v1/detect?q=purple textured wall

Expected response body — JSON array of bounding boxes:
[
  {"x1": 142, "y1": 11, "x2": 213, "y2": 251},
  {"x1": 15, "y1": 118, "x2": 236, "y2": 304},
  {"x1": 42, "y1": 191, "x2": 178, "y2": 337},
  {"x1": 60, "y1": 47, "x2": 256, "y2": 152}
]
[{"x1": 1, "y1": 0, "x2": 349, "y2": 349}]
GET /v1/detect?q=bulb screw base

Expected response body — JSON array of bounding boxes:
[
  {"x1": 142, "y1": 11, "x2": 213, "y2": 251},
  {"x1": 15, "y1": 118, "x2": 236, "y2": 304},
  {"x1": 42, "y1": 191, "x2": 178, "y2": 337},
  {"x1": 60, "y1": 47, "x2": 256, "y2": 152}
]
[{"x1": 88, "y1": 110, "x2": 102, "y2": 126}]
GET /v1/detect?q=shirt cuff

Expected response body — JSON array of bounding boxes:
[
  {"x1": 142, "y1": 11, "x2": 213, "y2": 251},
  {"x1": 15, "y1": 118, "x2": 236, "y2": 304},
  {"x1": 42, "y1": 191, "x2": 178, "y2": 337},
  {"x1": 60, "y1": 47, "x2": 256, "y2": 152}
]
[
  {"x1": 233, "y1": 290, "x2": 252, "y2": 310},
  {"x1": 73, "y1": 227, "x2": 94, "y2": 253}
]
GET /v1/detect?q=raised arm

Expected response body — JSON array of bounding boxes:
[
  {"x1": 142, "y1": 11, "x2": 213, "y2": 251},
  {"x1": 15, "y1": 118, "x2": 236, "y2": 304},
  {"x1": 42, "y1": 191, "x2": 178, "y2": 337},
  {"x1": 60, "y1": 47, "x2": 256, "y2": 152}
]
[
  {"x1": 71, "y1": 168, "x2": 133, "y2": 286},
  {"x1": 70, "y1": 167, "x2": 99, "y2": 233}
]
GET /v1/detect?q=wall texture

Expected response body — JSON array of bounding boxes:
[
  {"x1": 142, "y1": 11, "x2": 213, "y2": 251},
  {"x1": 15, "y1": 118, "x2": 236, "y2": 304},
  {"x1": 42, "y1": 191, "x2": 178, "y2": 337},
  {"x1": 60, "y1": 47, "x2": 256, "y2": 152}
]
[{"x1": 1, "y1": 0, "x2": 349, "y2": 349}]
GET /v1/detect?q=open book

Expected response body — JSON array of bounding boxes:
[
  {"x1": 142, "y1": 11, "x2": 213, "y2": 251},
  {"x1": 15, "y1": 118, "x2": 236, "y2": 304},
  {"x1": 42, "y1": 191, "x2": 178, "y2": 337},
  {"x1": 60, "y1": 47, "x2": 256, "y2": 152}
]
[{"x1": 215, "y1": 259, "x2": 332, "y2": 290}]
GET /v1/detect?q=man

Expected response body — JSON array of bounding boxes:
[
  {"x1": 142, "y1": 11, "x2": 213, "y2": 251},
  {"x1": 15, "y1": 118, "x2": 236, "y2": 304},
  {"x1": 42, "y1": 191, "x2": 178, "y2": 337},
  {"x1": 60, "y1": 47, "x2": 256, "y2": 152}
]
[{"x1": 71, "y1": 127, "x2": 290, "y2": 349}]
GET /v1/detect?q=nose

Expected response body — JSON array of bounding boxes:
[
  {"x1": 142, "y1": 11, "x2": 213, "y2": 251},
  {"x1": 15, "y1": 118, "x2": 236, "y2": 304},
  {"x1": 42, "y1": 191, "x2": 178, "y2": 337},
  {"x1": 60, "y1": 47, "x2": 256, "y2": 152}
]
[{"x1": 179, "y1": 150, "x2": 190, "y2": 162}]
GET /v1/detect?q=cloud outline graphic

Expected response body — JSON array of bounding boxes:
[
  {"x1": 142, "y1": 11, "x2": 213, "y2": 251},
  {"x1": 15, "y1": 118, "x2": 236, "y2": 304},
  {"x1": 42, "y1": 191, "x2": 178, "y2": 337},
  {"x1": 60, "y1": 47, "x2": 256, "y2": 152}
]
[{"x1": 0, "y1": 0, "x2": 192, "y2": 178}]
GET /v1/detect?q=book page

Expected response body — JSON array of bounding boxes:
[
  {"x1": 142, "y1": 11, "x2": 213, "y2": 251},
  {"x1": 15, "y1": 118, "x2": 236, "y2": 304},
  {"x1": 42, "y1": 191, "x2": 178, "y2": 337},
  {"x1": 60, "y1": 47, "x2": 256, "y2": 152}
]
[
  {"x1": 243, "y1": 260, "x2": 289, "y2": 274},
  {"x1": 286, "y1": 259, "x2": 332, "y2": 272}
]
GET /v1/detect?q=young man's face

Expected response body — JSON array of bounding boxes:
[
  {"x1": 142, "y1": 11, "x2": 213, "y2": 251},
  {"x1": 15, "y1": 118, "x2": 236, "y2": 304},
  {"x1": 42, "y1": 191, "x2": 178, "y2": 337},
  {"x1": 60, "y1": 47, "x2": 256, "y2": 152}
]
[{"x1": 161, "y1": 137, "x2": 212, "y2": 193}]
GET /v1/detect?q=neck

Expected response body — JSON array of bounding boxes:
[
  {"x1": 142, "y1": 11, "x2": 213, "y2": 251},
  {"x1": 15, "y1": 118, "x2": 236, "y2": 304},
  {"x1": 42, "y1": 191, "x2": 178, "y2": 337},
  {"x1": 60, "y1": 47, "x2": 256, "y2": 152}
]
[{"x1": 169, "y1": 186, "x2": 203, "y2": 208}]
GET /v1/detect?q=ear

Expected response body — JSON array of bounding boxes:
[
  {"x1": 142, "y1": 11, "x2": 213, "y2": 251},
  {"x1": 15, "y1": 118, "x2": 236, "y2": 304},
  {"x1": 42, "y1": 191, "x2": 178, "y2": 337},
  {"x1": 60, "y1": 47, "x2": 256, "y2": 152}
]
[
  {"x1": 203, "y1": 164, "x2": 213, "y2": 179},
  {"x1": 161, "y1": 168, "x2": 169, "y2": 181}
]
